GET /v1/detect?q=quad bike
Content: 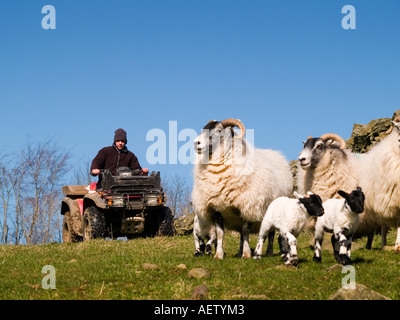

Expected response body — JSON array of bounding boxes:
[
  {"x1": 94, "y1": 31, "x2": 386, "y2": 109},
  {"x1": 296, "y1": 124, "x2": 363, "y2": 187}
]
[{"x1": 61, "y1": 167, "x2": 174, "y2": 242}]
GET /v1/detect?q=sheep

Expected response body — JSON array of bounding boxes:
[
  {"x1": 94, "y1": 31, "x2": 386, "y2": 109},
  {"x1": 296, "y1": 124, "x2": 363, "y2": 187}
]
[
  {"x1": 358, "y1": 116, "x2": 400, "y2": 252},
  {"x1": 192, "y1": 118, "x2": 293, "y2": 259},
  {"x1": 313, "y1": 187, "x2": 365, "y2": 265},
  {"x1": 297, "y1": 133, "x2": 360, "y2": 203},
  {"x1": 296, "y1": 132, "x2": 377, "y2": 248},
  {"x1": 253, "y1": 191, "x2": 324, "y2": 266},
  {"x1": 193, "y1": 214, "x2": 216, "y2": 256}
]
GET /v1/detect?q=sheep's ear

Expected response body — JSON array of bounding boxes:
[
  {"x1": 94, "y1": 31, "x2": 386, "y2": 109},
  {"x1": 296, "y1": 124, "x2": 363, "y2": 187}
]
[
  {"x1": 337, "y1": 190, "x2": 348, "y2": 199},
  {"x1": 356, "y1": 186, "x2": 362, "y2": 192},
  {"x1": 324, "y1": 139, "x2": 334, "y2": 147},
  {"x1": 392, "y1": 121, "x2": 400, "y2": 129},
  {"x1": 293, "y1": 191, "x2": 303, "y2": 199}
]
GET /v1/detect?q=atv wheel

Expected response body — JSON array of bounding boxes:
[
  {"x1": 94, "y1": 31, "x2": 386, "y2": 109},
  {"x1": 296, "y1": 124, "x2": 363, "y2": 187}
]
[
  {"x1": 143, "y1": 206, "x2": 175, "y2": 237},
  {"x1": 83, "y1": 206, "x2": 105, "y2": 241},
  {"x1": 157, "y1": 207, "x2": 175, "y2": 236},
  {"x1": 62, "y1": 211, "x2": 82, "y2": 243}
]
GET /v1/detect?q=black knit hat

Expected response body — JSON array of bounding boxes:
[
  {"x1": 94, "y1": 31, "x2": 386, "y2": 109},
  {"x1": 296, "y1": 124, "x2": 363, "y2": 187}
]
[{"x1": 114, "y1": 128, "x2": 127, "y2": 143}]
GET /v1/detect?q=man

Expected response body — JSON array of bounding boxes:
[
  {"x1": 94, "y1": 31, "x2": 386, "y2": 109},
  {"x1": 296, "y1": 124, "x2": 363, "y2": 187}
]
[{"x1": 91, "y1": 128, "x2": 142, "y2": 189}]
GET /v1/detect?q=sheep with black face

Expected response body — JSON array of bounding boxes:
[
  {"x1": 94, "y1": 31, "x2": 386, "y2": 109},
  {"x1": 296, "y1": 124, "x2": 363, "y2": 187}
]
[
  {"x1": 297, "y1": 133, "x2": 360, "y2": 202},
  {"x1": 192, "y1": 118, "x2": 293, "y2": 259},
  {"x1": 254, "y1": 191, "x2": 324, "y2": 266},
  {"x1": 314, "y1": 187, "x2": 365, "y2": 265}
]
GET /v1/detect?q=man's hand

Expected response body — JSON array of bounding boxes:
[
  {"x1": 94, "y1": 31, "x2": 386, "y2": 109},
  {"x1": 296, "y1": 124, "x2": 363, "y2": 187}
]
[{"x1": 91, "y1": 169, "x2": 100, "y2": 175}]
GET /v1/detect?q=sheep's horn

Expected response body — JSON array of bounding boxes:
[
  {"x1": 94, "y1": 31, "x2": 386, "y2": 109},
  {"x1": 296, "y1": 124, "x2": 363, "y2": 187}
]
[
  {"x1": 220, "y1": 118, "x2": 246, "y2": 139},
  {"x1": 320, "y1": 133, "x2": 346, "y2": 150},
  {"x1": 385, "y1": 115, "x2": 400, "y2": 134}
]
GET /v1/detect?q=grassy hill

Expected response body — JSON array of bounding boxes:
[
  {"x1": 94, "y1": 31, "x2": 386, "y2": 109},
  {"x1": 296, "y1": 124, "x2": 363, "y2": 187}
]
[{"x1": 0, "y1": 230, "x2": 399, "y2": 300}]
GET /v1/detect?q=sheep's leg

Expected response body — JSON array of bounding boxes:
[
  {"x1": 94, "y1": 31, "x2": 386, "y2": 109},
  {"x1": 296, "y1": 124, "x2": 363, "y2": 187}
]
[
  {"x1": 346, "y1": 235, "x2": 353, "y2": 262},
  {"x1": 194, "y1": 231, "x2": 205, "y2": 257},
  {"x1": 335, "y1": 231, "x2": 350, "y2": 265},
  {"x1": 205, "y1": 233, "x2": 216, "y2": 255},
  {"x1": 313, "y1": 234, "x2": 323, "y2": 263},
  {"x1": 282, "y1": 231, "x2": 298, "y2": 266},
  {"x1": 266, "y1": 230, "x2": 275, "y2": 256},
  {"x1": 194, "y1": 236, "x2": 205, "y2": 257},
  {"x1": 254, "y1": 233, "x2": 266, "y2": 260},
  {"x1": 241, "y1": 221, "x2": 252, "y2": 259},
  {"x1": 278, "y1": 234, "x2": 288, "y2": 258},
  {"x1": 365, "y1": 232, "x2": 374, "y2": 250},
  {"x1": 313, "y1": 225, "x2": 324, "y2": 262},
  {"x1": 394, "y1": 222, "x2": 400, "y2": 253},
  {"x1": 237, "y1": 233, "x2": 244, "y2": 258},
  {"x1": 254, "y1": 223, "x2": 273, "y2": 259},
  {"x1": 213, "y1": 212, "x2": 225, "y2": 260},
  {"x1": 381, "y1": 224, "x2": 388, "y2": 249},
  {"x1": 331, "y1": 234, "x2": 339, "y2": 261}
]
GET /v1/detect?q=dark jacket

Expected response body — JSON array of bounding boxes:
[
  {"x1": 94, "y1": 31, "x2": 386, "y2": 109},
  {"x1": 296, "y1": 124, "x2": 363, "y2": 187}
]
[{"x1": 91, "y1": 145, "x2": 142, "y2": 187}]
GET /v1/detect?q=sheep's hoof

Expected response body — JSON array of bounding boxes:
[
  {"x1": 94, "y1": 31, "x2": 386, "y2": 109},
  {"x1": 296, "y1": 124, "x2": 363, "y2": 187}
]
[
  {"x1": 394, "y1": 244, "x2": 400, "y2": 253},
  {"x1": 205, "y1": 244, "x2": 212, "y2": 255},
  {"x1": 313, "y1": 255, "x2": 322, "y2": 263},
  {"x1": 253, "y1": 254, "x2": 261, "y2": 260},
  {"x1": 286, "y1": 256, "x2": 298, "y2": 267},
  {"x1": 241, "y1": 252, "x2": 252, "y2": 259},
  {"x1": 338, "y1": 254, "x2": 351, "y2": 265},
  {"x1": 214, "y1": 253, "x2": 224, "y2": 260},
  {"x1": 194, "y1": 250, "x2": 204, "y2": 257}
]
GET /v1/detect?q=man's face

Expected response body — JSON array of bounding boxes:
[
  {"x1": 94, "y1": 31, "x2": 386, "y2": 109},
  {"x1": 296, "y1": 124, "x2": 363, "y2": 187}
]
[{"x1": 115, "y1": 140, "x2": 126, "y2": 150}]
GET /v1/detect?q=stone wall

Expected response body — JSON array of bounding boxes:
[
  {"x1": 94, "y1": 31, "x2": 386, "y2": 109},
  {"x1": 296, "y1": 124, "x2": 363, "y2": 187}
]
[{"x1": 346, "y1": 109, "x2": 400, "y2": 153}]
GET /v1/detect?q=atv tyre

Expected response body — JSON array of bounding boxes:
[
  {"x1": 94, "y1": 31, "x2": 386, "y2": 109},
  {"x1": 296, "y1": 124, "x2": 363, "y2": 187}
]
[
  {"x1": 83, "y1": 206, "x2": 106, "y2": 241},
  {"x1": 62, "y1": 211, "x2": 82, "y2": 243},
  {"x1": 157, "y1": 206, "x2": 175, "y2": 236},
  {"x1": 142, "y1": 206, "x2": 174, "y2": 237}
]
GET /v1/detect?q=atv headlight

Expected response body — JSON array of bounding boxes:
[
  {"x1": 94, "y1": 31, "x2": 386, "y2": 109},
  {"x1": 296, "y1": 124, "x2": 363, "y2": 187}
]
[
  {"x1": 146, "y1": 194, "x2": 163, "y2": 206},
  {"x1": 108, "y1": 196, "x2": 124, "y2": 207}
]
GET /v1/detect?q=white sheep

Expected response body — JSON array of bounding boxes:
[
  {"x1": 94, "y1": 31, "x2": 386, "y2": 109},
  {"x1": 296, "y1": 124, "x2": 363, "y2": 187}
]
[
  {"x1": 193, "y1": 214, "x2": 216, "y2": 256},
  {"x1": 192, "y1": 118, "x2": 293, "y2": 259},
  {"x1": 297, "y1": 133, "x2": 377, "y2": 248},
  {"x1": 314, "y1": 187, "x2": 365, "y2": 265},
  {"x1": 297, "y1": 133, "x2": 360, "y2": 202},
  {"x1": 253, "y1": 192, "x2": 324, "y2": 266},
  {"x1": 358, "y1": 116, "x2": 400, "y2": 252}
]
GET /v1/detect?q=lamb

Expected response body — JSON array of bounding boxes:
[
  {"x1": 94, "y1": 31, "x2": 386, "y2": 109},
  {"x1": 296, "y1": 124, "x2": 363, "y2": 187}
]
[
  {"x1": 358, "y1": 116, "x2": 400, "y2": 252},
  {"x1": 192, "y1": 118, "x2": 293, "y2": 259},
  {"x1": 253, "y1": 192, "x2": 324, "y2": 266},
  {"x1": 193, "y1": 214, "x2": 216, "y2": 256},
  {"x1": 313, "y1": 187, "x2": 365, "y2": 265}
]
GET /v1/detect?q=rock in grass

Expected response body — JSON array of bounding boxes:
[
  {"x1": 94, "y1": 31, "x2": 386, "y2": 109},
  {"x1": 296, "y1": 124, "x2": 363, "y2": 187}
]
[
  {"x1": 191, "y1": 285, "x2": 209, "y2": 300},
  {"x1": 142, "y1": 263, "x2": 160, "y2": 270},
  {"x1": 328, "y1": 283, "x2": 391, "y2": 300},
  {"x1": 326, "y1": 264, "x2": 343, "y2": 272},
  {"x1": 188, "y1": 268, "x2": 211, "y2": 279}
]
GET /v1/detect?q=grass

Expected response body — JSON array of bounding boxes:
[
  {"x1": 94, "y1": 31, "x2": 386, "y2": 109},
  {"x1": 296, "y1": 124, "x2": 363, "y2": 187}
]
[{"x1": 0, "y1": 230, "x2": 399, "y2": 300}]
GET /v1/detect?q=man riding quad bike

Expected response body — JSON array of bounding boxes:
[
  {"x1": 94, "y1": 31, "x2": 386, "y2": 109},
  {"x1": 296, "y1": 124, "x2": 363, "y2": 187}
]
[
  {"x1": 61, "y1": 167, "x2": 174, "y2": 242},
  {"x1": 61, "y1": 128, "x2": 174, "y2": 241}
]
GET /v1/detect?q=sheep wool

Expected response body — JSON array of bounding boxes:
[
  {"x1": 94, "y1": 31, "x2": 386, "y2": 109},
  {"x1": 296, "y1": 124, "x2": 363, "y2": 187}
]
[{"x1": 358, "y1": 125, "x2": 400, "y2": 251}]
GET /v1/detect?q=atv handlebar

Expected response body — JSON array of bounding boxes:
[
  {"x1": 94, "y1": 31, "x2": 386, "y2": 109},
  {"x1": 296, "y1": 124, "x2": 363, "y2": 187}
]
[{"x1": 91, "y1": 168, "x2": 149, "y2": 176}]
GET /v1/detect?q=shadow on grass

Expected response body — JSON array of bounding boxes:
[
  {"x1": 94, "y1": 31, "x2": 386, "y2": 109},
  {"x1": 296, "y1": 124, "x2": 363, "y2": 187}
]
[{"x1": 351, "y1": 257, "x2": 373, "y2": 265}]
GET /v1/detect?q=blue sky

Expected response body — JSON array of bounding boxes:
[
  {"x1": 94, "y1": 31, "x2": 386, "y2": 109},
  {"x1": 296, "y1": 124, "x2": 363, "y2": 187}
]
[{"x1": 1, "y1": 0, "x2": 399, "y2": 185}]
